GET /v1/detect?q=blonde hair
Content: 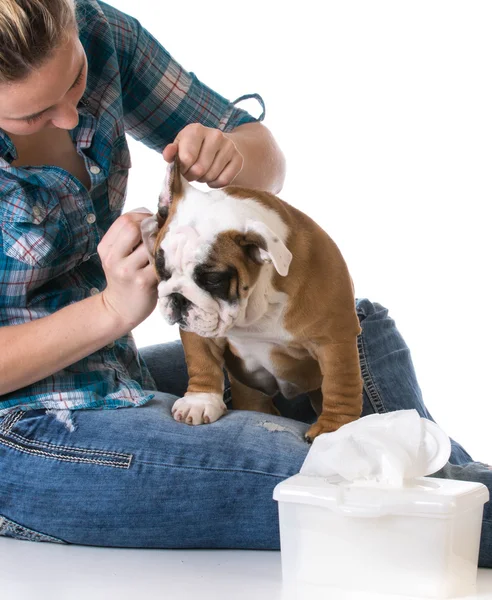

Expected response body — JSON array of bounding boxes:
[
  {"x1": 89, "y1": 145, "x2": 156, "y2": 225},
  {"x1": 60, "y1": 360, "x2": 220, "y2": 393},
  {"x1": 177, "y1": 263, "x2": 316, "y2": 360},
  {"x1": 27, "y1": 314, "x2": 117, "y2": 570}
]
[{"x1": 0, "y1": 0, "x2": 77, "y2": 84}]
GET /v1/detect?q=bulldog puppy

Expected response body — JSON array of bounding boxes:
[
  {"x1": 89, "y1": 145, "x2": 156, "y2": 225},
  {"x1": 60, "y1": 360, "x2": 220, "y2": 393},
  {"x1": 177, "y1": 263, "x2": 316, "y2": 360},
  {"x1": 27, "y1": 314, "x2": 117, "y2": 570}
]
[{"x1": 141, "y1": 158, "x2": 362, "y2": 442}]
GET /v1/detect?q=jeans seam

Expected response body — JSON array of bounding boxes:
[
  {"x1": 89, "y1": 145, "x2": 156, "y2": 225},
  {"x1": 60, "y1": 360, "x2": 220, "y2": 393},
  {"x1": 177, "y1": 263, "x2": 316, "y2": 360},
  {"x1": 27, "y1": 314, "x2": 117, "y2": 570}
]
[
  {"x1": 137, "y1": 460, "x2": 293, "y2": 480},
  {"x1": 0, "y1": 434, "x2": 132, "y2": 469},
  {"x1": 0, "y1": 410, "x2": 23, "y2": 434},
  {"x1": 5, "y1": 429, "x2": 132, "y2": 459},
  {"x1": 357, "y1": 333, "x2": 387, "y2": 414}
]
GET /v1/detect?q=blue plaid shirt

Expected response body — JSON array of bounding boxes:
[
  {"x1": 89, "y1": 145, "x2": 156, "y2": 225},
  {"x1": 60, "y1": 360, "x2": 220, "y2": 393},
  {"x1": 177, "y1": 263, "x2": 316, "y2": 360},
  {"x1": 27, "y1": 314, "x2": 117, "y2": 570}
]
[{"x1": 0, "y1": 0, "x2": 262, "y2": 416}]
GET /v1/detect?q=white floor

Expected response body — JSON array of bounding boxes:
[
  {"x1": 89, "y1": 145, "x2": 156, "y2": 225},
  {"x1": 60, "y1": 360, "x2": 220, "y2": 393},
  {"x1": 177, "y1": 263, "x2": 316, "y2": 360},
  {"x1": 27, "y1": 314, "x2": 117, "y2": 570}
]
[{"x1": 0, "y1": 538, "x2": 491, "y2": 600}]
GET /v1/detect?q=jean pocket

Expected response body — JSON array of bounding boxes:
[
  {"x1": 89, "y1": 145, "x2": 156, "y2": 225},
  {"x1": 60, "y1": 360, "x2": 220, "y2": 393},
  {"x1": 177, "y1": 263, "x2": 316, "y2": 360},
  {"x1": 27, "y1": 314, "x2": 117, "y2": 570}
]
[
  {"x1": 1, "y1": 188, "x2": 72, "y2": 268},
  {"x1": 0, "y1": 410, "x2": 133, "y2": 469},
  {"x1": 0, "y1": 514, "x2": 66, "y2": 544}
]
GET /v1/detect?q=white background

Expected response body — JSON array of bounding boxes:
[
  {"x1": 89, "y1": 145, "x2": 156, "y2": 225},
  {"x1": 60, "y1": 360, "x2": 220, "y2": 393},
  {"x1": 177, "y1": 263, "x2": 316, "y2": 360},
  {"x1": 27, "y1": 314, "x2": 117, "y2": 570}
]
[{"x1": 112, "y1": 0, "x2": 491, "y2": 463}]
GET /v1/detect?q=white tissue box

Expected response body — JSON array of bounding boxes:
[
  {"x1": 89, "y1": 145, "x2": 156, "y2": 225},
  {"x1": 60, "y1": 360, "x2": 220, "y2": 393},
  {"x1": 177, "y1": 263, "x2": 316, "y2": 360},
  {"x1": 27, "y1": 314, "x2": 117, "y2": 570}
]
[{"x1": 273, "y1": 474, "x2": 489, "y2": 599}]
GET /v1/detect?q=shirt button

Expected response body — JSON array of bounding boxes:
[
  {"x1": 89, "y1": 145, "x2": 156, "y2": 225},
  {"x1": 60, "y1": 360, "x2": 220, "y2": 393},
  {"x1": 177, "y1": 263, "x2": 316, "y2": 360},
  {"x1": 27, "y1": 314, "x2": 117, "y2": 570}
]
[
  {"x1": 86, "y1": 213, "x2": 96, "y2": 224},
  {"x1": 90, "y1": 165, "x2": 101, "y2": 175},
  {"x1": 32, "y1": 205, "x2": 42, "y2": 217},
  {"x1": 106, "y1": 341, "x2": 115, "y2": 349},
  {"x1": 90, "y1": 287, "x2": 99, "y2": 296}
]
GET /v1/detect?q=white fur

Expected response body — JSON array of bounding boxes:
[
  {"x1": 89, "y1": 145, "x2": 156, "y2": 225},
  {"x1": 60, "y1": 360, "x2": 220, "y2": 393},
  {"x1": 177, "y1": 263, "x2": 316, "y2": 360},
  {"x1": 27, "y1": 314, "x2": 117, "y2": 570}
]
[
  {"x1": 226, "y1": 292, "x2": 296, "y2": 397},
  {"x1": 172, "y1": 392, "x2": 227, "y2": 425},
  {"x1": 164, "y1": 184, "x2": 290, "y2": 260},
  {"x1": 158, "y1": 181, "x2": 291, "y2": 337},
  {"x1": 159, "y1": 179, "x2": 297, "y2": 396},
  {"x1": 244, "y1": 219, "x2": 292, "y2": 276}
]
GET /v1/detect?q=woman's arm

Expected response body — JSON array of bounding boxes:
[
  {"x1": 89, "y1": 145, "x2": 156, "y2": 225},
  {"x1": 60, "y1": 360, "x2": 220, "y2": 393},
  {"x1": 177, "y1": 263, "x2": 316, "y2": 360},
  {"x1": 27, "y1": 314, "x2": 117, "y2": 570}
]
[
  {"x1": 0, "y1": 211, "x2": 157, "y2": 396},
  {"x1": 225, "y1": 122, "x2": 286, "y2": 194},
  {"x1": 0, "y1": 294, "x2": 122, "y2": 396},
  {"x1": 162, "y1": 121, "x2": 286, "y2": 195},
  {"x1": 101, "y1": 3, "x2": 285, "y2": 193}
]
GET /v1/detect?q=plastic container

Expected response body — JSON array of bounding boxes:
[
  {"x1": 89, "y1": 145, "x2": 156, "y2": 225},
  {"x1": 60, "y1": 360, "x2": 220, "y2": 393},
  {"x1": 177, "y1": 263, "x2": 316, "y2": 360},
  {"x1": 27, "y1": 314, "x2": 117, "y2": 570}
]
[{"x1": 273, "y1": 474, "x2": 489, "y2": 599}]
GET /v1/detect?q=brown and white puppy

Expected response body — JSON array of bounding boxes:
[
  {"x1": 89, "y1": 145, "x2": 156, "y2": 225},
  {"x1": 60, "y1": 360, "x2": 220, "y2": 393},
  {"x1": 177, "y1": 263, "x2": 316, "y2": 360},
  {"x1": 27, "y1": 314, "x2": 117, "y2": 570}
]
[{"x1": 141, "y1": 159, "x2": 362, "y2": 442}]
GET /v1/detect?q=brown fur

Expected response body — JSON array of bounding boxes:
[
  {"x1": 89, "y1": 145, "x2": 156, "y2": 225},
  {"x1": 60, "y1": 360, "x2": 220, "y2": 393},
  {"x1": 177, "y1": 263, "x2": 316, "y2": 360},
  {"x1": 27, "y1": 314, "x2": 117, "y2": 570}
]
[
  {"x1": 147, "y1": 164, "x2": 362, "y2": 442},
  {"x1": 222, "y1": 186, "x2": 362, "y2": 440},
  {"x1": 175, "y1": 186, "x2": 362, "y2": 441},
  {"x1": 153, "y1": 158, "x2": 185, "y2": 264},
  {"x1": 228, "y1": 372, "x2": 280, "y2": 416},
  {"x1": 180, "y1": 330, "x2": 227, "y2": 395},
  {"x1": 196, "y1": 230, "x2": 265, "y2": 302}
]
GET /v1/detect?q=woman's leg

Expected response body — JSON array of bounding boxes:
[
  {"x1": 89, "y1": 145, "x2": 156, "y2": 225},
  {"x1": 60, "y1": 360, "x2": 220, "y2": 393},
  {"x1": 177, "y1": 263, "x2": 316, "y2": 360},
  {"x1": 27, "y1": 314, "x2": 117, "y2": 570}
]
[
  {"x1": 0, "y1": 394, "x2": 309, "y2": 549},
  {"x1": 139, "y1": 299, "x2": 491, "y2": 566},
  {"x1": 139, "y1": 302, "x2": 491, "y2": 565},
  {"x1": 355, "y1": 298, "x2": 492, "y2": 568},
  {"x1": 3, "y1": 300, "x2": 488, "y2": 566},
  {"x1": 139, "y1": 300, "x2": 479, "y2": 468},
  {"x1": 139, "y1": 340, "x2": 189, "y2": 399},
  {"x1": 355, "y1": 298, "x2": 473, "y2": 465}
]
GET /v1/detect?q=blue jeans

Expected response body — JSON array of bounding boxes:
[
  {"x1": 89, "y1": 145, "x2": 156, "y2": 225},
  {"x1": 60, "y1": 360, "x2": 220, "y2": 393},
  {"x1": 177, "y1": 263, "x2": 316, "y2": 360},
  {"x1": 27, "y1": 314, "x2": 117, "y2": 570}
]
[{"x1": 0, "y1": 299, "x2": 490, "y2": 567}]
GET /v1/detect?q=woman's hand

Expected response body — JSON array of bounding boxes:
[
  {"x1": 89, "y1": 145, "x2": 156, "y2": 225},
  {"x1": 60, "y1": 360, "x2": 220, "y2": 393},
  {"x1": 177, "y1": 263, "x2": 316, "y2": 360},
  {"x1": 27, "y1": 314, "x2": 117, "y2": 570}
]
[
  {"x1": 98, "y1": 211, "x2": 158, "y2": 332},
  {"x1": 163, "y1": 123, "x2": 244, "y2": 188}
]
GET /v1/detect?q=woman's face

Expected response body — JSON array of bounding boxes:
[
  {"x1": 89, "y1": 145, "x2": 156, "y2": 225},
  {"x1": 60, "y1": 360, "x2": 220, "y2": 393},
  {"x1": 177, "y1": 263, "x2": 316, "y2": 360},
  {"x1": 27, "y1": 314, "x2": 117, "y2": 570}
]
[{"x1": 0, "y1": 32, "x2": 87, "y2": 136}]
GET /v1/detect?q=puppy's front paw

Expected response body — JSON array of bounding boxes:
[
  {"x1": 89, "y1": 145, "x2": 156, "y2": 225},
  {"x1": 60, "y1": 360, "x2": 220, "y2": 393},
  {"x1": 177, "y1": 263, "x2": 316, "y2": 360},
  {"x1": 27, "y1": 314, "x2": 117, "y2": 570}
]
[
  {"x1": 305, "y1": 418, "x2": 343, "y2": 444},
  {"x1": 172, "y1": 393, "x2": 227, "y2": 426}
]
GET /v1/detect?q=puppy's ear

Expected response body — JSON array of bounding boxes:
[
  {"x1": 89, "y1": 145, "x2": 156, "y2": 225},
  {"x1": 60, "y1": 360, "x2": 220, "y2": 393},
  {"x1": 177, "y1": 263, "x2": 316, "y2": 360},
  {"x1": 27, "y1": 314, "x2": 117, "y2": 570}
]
[
  {"x1": 141, "y1": 214, "x2": 162, "y2": 263},
  {"x1": 237, "y1": 220, "x2": 292, "y2": 277},
  {"x1": 158, "y1": 154, "x2": 186, "y2": 221}
]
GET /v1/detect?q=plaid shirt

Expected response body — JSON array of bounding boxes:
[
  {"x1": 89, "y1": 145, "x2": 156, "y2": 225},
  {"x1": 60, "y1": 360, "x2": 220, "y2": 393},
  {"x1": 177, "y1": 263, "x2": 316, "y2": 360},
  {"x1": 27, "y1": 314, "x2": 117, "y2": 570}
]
[{"x1": 0, "y1": 0, "x2": 262, "y2": 416}]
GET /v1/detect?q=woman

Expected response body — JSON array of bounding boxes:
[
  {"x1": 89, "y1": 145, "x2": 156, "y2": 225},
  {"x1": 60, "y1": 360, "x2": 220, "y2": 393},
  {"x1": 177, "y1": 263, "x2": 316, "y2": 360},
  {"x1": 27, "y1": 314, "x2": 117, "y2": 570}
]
[{"x1": 0, "y1": 0, "x2": 490, "y2": 567}]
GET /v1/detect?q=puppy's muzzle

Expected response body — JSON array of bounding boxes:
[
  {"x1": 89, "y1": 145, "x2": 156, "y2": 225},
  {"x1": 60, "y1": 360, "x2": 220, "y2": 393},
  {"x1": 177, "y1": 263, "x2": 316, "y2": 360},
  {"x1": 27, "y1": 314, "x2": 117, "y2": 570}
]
[{"x1": 169, "y1": 292, "x2": 191, "y2": 322}]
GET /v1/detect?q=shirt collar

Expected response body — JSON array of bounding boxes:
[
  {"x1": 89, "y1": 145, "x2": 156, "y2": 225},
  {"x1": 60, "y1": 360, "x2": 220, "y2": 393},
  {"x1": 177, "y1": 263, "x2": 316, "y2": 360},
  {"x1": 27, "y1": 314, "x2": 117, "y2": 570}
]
[{"x1": 0, "y1": 129, "x2": 18, "y2": 165}]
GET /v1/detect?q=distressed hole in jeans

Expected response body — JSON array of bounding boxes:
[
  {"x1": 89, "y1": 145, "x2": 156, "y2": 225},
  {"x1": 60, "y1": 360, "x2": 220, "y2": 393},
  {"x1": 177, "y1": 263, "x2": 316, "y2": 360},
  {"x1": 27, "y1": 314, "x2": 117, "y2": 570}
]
[
  {"x1": 46, "y1": 409, "x2": 76, "y2": 432},
  {"x1": 257, "y1": 421, "x2": 303, "y2": 440}
]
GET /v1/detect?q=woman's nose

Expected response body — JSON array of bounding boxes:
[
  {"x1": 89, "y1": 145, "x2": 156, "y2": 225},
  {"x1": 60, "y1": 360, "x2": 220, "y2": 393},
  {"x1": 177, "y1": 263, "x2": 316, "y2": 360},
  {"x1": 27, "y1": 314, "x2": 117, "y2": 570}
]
[{"x1": 50, "y1": 101, "x2": 80, "y2": 130}]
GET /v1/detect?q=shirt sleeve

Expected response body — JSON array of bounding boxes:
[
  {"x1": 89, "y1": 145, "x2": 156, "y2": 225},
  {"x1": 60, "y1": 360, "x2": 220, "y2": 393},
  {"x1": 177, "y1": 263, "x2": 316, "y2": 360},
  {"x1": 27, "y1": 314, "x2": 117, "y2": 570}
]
[{"x1": 98, "y1": 2, "x2": 265, "y2": 153}]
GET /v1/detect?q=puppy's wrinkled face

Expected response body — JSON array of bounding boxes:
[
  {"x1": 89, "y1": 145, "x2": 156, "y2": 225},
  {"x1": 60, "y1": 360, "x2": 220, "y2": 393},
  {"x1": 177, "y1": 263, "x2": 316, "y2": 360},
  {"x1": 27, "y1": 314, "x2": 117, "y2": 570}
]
[
  {"x1": 141, "y1": 157, "x2": 292, "y2": 338},
  {"x1": 154, "y1": 229, "x2": 265, "y2": 338}
]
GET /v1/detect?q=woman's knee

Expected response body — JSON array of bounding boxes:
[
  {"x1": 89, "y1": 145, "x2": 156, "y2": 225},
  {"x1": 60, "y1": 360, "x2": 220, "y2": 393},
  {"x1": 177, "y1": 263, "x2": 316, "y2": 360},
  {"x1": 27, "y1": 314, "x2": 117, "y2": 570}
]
[
  {"x1": 356, "y1": 298, "x2": 391, "y2": 323},
  {"x1": 139, "y1": 341, "x2": 189, "y2": 397}
]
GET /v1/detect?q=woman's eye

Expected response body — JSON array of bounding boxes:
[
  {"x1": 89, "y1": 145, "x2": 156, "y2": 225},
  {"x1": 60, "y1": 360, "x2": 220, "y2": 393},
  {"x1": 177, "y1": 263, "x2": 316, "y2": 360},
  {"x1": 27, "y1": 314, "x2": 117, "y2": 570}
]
[
  {"x1": 25, "y1": 113, "x2": 44, "y2": 125},
  {"x1": 72, "y1": 69, "x2": 85, "y2": 90},
  {"x1": 22, "y1": 67, "x2": 85, "y2": 127}
]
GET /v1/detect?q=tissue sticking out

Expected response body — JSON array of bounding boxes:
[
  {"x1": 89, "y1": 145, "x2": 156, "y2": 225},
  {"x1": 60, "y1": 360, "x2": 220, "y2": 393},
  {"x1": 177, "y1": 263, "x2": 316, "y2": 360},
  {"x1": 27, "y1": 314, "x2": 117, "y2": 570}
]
[{"x1": 299, "y1": 409, "x2": 452, "y2": 487}]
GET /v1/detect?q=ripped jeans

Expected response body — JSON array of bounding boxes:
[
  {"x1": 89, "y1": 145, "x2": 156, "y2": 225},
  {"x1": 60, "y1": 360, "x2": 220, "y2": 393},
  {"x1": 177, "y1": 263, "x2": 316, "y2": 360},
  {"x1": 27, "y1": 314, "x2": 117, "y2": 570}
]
[{"x1": 0, "y1": 299, "x2": 491, "y2": 567}]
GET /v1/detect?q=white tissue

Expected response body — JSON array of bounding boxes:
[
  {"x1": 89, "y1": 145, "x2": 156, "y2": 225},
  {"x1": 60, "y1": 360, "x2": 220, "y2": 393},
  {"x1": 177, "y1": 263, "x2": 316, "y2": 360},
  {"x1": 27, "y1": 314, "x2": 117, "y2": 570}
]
[{"x1": 300, "y1": 410, "x2": 451, "y2": 487}]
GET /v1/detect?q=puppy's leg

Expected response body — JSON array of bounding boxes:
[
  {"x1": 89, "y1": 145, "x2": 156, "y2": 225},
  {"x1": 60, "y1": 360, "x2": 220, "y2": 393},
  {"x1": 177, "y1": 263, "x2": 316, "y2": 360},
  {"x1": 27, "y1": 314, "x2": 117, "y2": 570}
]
[
  {"x1": 172, "y1": 330, "x2": 227, "y2": 426},
  {"x1": 228, "y1": 372, "x2": 280, "y2": 416},
  {"x1": 305, "y1": 340, "x2": 362, "y2": 442},
  {"x1": 308, "y1": 388, "x2": 323, "y2": 416}
]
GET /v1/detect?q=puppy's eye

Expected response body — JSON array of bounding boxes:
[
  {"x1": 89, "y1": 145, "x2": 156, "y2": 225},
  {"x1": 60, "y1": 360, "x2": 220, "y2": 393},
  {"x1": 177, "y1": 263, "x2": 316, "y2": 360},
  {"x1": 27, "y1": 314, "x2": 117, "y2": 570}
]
[
  {"x1": 200, "y1": 272, "x2": 231, "y2": 297},
  {"x1": 202, "y1": 272, "x2": 229, "y2": 286},
  {"x1": 194, "y1": 266, "x2": 237, "y2": 300}
]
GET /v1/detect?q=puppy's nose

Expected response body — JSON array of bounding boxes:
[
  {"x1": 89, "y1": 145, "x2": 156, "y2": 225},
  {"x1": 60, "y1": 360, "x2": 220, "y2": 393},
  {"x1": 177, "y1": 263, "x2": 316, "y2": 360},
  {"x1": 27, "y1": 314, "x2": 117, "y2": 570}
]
[{"x1": 169, "y1": 292, "x2": 189, "y2": 312}]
